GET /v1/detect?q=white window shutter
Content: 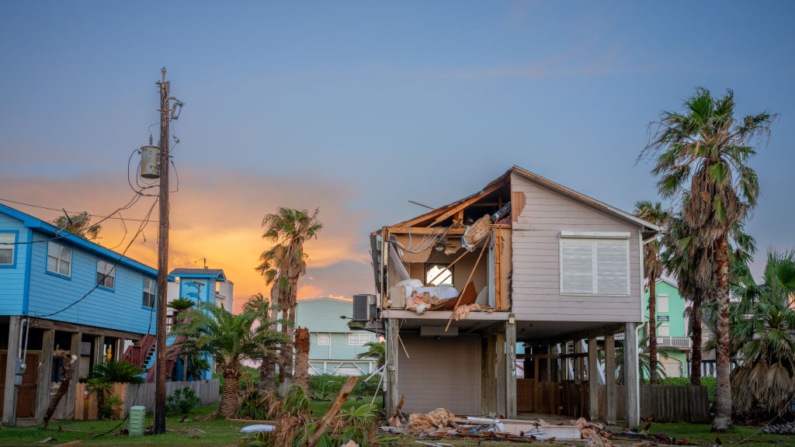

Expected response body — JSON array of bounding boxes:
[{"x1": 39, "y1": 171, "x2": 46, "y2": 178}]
[
  {"x1": 561, "y1": 238, "x2": 594, "y2": 294},
  {"x1": 595, "y1": 239, "x2": 629, "y2": 295},
  {"x1": 657, "y1": 295, "x2": 669, "y2": 313}
]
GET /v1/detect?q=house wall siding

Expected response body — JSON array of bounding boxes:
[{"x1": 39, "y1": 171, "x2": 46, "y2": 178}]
[
  {"x1": 308, "y1": 332, "x2": 372, "y2": 361},
  {"x1": 510, "y1": 173, "x2": 643, "y2": 322},
  {"x1": 26, "y1": 231, "x2": 157, "y2": 334},
  {"x1": 0, "y1": 214, "x2": 28, "y2": 315},
  {"x1": 398, "y1": 333, "x2": 481, "y2": 415},
  {"x1": 643, "y1": 281, "x2": 687, "y2": 337}
]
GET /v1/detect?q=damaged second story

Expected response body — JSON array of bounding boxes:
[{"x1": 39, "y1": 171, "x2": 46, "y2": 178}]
[{"x1": 371, "y1": 165, "x2": 659, "y2": 325}]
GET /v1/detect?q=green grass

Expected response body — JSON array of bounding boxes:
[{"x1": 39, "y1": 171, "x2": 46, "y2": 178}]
[
  {"x1": 639, "y1": 422, "x2": 792, "y2": 447},
  {"x1": 0, "y1": 404, "x2": 249, "y2": 446},
  {"x1": 310, "y1": 396, "x2": 383, "y2": 417}
]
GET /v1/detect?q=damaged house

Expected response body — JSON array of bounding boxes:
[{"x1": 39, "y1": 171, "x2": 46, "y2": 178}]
[{"x1": 358, "y1": 166, "x2": 658, "y2": 429}]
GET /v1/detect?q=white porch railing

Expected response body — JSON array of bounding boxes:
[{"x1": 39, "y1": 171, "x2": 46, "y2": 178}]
[{"x1": 657, "y1": 337, "x2": 691, "y2": 348}]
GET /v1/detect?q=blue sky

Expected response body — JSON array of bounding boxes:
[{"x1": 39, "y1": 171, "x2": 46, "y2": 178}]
[{"x1": 1, "y1": 1, "x2": 793, "y2": 302}]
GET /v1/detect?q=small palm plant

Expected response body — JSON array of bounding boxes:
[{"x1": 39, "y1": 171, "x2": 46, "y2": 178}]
[
  {"x1": 168, "y1": 297, "x2": 195, "y2": 314},
  {"x1": 706, "y1": 251, "x2": 795, "y2": 414},
  {"x1": 356, "y1": 341, "x2": 385, "y2": 369},
  {"x1": 170, "y1": 302, "x2": 288, "y2": 417}
]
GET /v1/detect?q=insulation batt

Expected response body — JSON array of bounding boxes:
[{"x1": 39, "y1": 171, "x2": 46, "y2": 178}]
[{"x1": 406, "y1": 408, "x2": 456, "y2": 431}]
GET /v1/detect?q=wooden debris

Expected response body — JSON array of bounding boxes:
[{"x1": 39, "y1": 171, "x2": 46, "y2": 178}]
[
  {"x1": 406, "y1": 408, "x2": 456, "y2": 431},
  {"x1": 388, "y1": 395, "x2": 404, "y2": 428},
  {"x1": 306, "y1": 376, "x2": 358, "y2": 447},
  {"x1": 38, "y1": 437, "x2": 55, "y2": 444}
]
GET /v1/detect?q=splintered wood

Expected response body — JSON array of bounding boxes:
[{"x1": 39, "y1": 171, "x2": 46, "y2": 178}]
[{"x1": 405, "y1": 408, "x2": 457, "y2": 432}]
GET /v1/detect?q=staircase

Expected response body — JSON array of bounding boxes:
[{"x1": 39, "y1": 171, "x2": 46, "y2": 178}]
[{"x1": 122, "y1": 334, "x2": 191, "y2": 382}]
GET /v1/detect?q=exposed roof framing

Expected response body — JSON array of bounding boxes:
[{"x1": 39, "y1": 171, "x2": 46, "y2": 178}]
[{"x1": 377, "y1": 166, "x2": 659, "y2": 235}]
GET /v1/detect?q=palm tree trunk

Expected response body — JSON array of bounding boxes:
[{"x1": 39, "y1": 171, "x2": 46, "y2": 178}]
[
  {"x1": 278, "y1": 280, "x2": 298, "y2": 395},
  {"x1": 259, "y1": 308, "x2": 278, "y2": 392},
  {"x1": 712, "y1": 236, "x2": 733, "y2": 432},
  {"x1": 294, "y1": 327, "x2": 310, "y2": 394},
  {"x1": 219, "y1": 369, "x2": 241, "y2": 418},
  {"x1": 690, "y1": 299, "x2": 702, "y2": 386},
  {"x1": 42, "y1": 354, "x2": 74, "y2": 429},
  {"x1": 649, "y1": 279, "x2": 658, "y2": 385}
]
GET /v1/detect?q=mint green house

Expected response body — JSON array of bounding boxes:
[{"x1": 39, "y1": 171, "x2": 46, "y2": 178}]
[
  {"x1": 643, "y1": 279, "x2": 691, "y2": 378},
  {"x1": 295, "y1": 298, "x2": 377, "y2": 376}
]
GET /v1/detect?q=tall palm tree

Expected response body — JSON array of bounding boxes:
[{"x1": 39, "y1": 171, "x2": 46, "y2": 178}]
[
  {"x1": 643, "y1": 88, "x2": 774, "y2": 431},
  {"x1": 244, "y1": 293, "x2": 283, "y2": 392},
  {"x1": 52, "y1": 213, "x2": 101, "y2": 240},
  {"x1": 256, "y1": 208, "x2": 322, "y2": 394},
  {"x1": 634, "y1": 201, "x2": 670, "y2": 385},
  {"x1": 170, "y1": 303, "x2": 287, "y2": 417},
  {"x1": 707, "y1": 251, "x2": 795, "y2": 414}
]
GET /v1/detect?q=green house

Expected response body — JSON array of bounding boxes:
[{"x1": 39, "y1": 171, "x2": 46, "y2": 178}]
[
  {"x1": 642, "y1": 279, "x2": 691, "y2": 378},
  {"x1": 295, "y1": 298, "x2": 377, "y2": 376}
]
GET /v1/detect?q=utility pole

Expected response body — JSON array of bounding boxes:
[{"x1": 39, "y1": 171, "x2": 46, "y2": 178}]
[{"x1": 154, "y1": 67, "x2": 171, "y2": 435}]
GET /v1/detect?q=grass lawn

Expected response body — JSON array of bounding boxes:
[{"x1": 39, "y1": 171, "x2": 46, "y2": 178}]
[
  {"x1": 0, "y1": 404, "x2": 249, "y2": 447},
  {"x1": 0, "y1": 396, "x2": 384, "y2": 446},
  {"x1": 310, "y1": 395, "x2": 382, "y2": 417}
]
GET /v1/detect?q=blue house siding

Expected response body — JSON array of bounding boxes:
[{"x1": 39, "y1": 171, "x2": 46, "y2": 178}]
[
  {"x1": 26, "y1": 231, "x2": 157, "y2": 334},
  {"x1": 0, "y1": 214, "x2": 28, "y2": 315}
]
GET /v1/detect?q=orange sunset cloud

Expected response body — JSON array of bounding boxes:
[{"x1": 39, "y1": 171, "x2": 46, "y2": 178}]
[{"x1": 0, "y1": 168, "x2": 374, "y2": 313}]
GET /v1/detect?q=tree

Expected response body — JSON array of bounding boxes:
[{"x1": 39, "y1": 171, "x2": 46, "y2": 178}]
[
  {"x1": 256, "y1": 208, "x2": 322, "y2": 394},
  {"x1": 643, "y1": 88, "x2": 774, "y2": 431},
  {"x1": 42, "y1": 351, "x2": 76, "y2": 429},
  {"x1": 708, "y1": 251, "x2": 795, "y2": 415},
  {"x1": 52, "y1": 213, "x2": 101, "y2": 240},
  {"x1": 634, "y1": 201, "x2": 670, "y2": 385},
  {"x1": 294, "y1": 327, "x2": 310, "y2": 394},
  {"x1": 356, "y1": 341, "x2": 385, "y2": 369},
  {"x1": 168, "y1": 297, "x2": 195, "y2": 313},
  {"x1": 243, "y1": 293, "x2": 284, "y2": 392},
  {"x1": 170, "y1": 303, "x2": 287, "y2": 417}
]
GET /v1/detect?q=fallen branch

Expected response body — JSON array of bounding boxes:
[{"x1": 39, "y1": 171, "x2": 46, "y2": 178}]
[{"x1": 306, "y1": 376, "x2": 358, "y2": 447}]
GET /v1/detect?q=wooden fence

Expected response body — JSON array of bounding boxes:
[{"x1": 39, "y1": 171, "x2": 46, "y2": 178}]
[
  {"x1": 74, "y1": 383, "x2": 128, "y2": 420},
  {"x1": 519, "y1": 381, "x2": 709, "y2": 423},
  {"x1": 125, "y1": 379, "x2": 219, "y2": 414}
]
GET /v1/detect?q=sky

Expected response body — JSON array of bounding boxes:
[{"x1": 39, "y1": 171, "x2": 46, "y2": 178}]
[{"x1": 1, "y1": 1, "x2": 794, "y2": 312}]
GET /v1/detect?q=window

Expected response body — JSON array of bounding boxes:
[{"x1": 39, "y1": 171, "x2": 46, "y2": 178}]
[
  {"x1": 559, "y1": 232, "x2": 629, "y2": 295},
  {"x1": 97, "y1": 260, "x2": 115, "y2": 289},
  {"x1": 143, "y1": 278, "x2": 156, "y2": 308},
  {"x1": 0, "y1": 233, "x2": 15, "y2": 266},
  {"x1": 348, "y1": 333, "x2": 370, "y2": 346},
  {"x1": 657, "y1": 294, "x2": 669, "y2": 313},
  {"x1": 47, "y1": 242, "x2": 72, "y2": 277},
  {"x1": 317, "y1": 334, "x2": 330, "y2": 346},
  {"x1": 425, "y1": 264, "x2": 453, "y2": 286},
  {"x1": 658, "y1": 324, "x2": 670, "y2": 337}
]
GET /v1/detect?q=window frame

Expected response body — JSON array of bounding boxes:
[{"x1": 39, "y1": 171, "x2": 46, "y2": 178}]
[
  {"x1": 142, "y1": 277, "x2": 157, "y2": 309},
  {"x1": 46, "y1": 241, "x2": 72, "y2": 279},
  {"x1": 348, "y1": 333, "x2": 370, "y2": 346},
  {"x1": 96, "y1": 259, "x2": 116, "y2": 291},
  {"x1": 657, "y1": 294, "x2": 669, "y2": 313},
  {"x1": 0, "y1": 231, "x2": 18, "y2": 268},
  {"x1": 317, "y1": 333, "x2": 331, "y2": 346},
  {"x1": 559, "y1": 231, "x2": 630, "y2": 296},
  {"x1": 657, "y1": 324, "x2": 670, "y2": 337},
  {"x1": 424, "y1": 263, "x2": 454, "y2": 286}
]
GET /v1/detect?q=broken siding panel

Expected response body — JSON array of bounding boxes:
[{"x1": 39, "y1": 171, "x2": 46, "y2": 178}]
[
  {"x1": 510, "y1": 173, "x2": 642, "y2": 323},
  {"x1": 398, "y1": 333, "x2": 481, "y2": 415}
]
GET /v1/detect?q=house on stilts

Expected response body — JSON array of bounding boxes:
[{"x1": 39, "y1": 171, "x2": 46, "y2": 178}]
[{"x1": 354, "y1": 166, "x2": 659, "y2": 428}]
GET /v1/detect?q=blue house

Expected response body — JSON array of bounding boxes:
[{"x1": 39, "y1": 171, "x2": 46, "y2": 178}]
[
  {"x1": 295, "y1": 298, "x2": 378, "y2": 376},
  {"x1": 0, "y1": 203, "x2": 163, "y2": 425},
  {"x1": 166, "y1": 267, "x2": 234, "y2": 380}
]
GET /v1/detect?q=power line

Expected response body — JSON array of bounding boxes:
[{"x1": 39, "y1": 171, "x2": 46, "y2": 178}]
[{"x1": 0, "y1": 197, "x2": 159, "y2": 223}]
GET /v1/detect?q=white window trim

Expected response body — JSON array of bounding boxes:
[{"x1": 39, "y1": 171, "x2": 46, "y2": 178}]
[
  {"x1": 0, "y1": 233, "x2": 15, "y2": 266},
  {"x1": 348, "y1": 333, "x2": 370, "y2": 346},
  {"x1": 559, "y1": 232, "x2": 631, "y2": 296},
  {"x1": 143, "y1": 278, "x2": 156, "y2": 308},
  {"x1": 47, "y1": 241, "x2": 72, "y2": 277},
  {"x1": 657, "y1": 294, "x2": 669, "y2": 313},
  {"x1": 97, "y1": 260, "x2": 116, "y2": 289},
  {"x1": 317, "y1": 333, "x2": 330, "y2": 346}
]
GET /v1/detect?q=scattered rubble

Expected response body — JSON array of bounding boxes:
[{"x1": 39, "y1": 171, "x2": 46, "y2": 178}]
[{"x1": 763, "y1": 422, "x2": 795, "y2": 435}]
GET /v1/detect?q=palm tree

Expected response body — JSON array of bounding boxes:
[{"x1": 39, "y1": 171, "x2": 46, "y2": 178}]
[
  {"x1": 661, "y1": 211, "x2": 708, "y2": 386},
  {"x1": 52, "y1": 213, "x2": 101, "y2": 240},
  {"x1": 707, "y1": 251, "x2": 795, "y2": 415},
  {"x1": 634, "y1": 201, "x2": 670, "y2": 385},
  {"x1": 170, "y1": 303, "x2": 287, "y2": 417},
  {"x1": 643, "y1": 88, "x2": 775, "y2": 431},
  {"x1": 356, "y1": 341, "x2": 385, "y2": 369},
  {"x1": 243, "y1": 293, "x2": 283, "y2": 392},
  {"x1": 256, "y1": 208, "x2": 322, "y2": 394},
  {"x1": 168, "y1": 297, "x2": 195, "y2": 313}
]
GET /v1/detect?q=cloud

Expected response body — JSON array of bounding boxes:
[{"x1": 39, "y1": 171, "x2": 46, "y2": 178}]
[{"x1": 0, "y1": 167, "x2": 374, "y2": 314}]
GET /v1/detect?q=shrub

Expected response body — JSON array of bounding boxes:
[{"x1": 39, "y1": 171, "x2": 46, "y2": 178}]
[{"x1": 167, "y1": 387, "x2": 202, "y2": 415}]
